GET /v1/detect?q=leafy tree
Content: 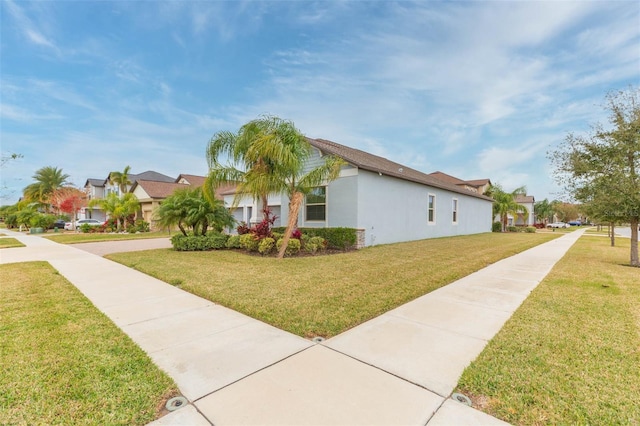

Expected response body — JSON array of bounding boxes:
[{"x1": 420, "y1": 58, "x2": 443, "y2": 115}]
[
  {"x1": 50, "y1": 187, "x2": 86, "y2": 217},
  {"x1": 154, "y1": 187, "x2": 235, "y2": 236},
  {"x1": 89, "y1": 193, "x2": 139, "y2": 231},
  {"x1": 552, "y1": 202, "x2": 579, "y2": 223},
  {"x1": 487, "y1": 183, "x2": 528, "y2": 232},
  {"x1": 550, "y1": 86, "x2": 639, "y2": 267},
  {"x1": 22, "y1": 166, "x2": 70, "y2": 211},
  {"x1": 109, "y1": 165, "x2": 133, "y2": 195}
]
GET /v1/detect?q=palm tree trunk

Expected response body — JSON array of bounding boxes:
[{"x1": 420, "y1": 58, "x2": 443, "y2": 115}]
[{"x1": 277, "y1": 191, "x2": 303, "y2": 259}]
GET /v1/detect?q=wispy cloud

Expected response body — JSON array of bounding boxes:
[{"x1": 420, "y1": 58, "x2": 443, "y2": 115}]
[{"x1": 3, "y1": 0, "x2": 59, "y2": 53}]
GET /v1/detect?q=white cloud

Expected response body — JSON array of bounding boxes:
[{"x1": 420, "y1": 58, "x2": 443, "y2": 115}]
[{"x1": 4, "y1": 0, "x2": 59, "y2": 52}]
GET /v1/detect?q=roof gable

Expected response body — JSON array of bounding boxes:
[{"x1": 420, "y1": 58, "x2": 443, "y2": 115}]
[{"x1": 131, "y1": 180, "x2": 189, "y2": 199}]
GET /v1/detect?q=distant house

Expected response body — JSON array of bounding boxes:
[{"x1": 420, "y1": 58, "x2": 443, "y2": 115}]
[
  {"x1": 81, "y1": 170, "x2": 175, "y2": 222},
  {"x1": 221, "y1": 137, "x2": 494, "y2": 247},
  {"x1": 494, "y1": 194, "x2": 536, "y2": 227},
  {"x1": 130, "y1": 174, "x2": 235, "y2": 230},
  {"x1": 514, "y1": 195, "x2": 535, "y2": 226},
  {"x1": 130, "y1": 180, "x2": 190, "y2": 225}
]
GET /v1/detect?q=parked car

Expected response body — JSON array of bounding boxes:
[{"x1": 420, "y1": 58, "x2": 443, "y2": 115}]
[
  {"x1": 65, "y1": 219, "x2": 105, "y2": 230},
  {"x1": 547, "y1": 222, "x2": 570, "y2": 229},
  {"x1": 51, "y1": 219, "x2": 66, "y2": 229}
]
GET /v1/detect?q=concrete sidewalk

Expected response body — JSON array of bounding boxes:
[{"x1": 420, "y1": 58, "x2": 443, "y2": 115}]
[{"x1": 0, "y1": 229, "x2": 585, "y2": 425}]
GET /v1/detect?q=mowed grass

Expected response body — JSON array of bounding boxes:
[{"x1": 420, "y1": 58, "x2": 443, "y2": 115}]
[
  {"x1": 0, "y1": 237, "x2": 24, "y2": 248},
  {"x1": 0, "y1": 262, "x2": 178, "y2": 425},
  {"x1": 108, "y1": 232, "x2": 560, "y2": 338},
  {"x1": 457, "y1": 237, "x2": 640, "y2": 425},
  {"x1": 45, "y1": 230, "x2": 173, "y2": 244}
]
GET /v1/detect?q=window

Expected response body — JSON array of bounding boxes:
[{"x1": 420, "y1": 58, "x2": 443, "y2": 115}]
[
  {"x1": 428, "y1": 194, "x2": 436, "y2": 223},
  {"x1": 306, "y1": 187, "x2": 326, "y2": 221},
  {"x1": 452, "y1": 198, "x2": 458, "y2": 223}
]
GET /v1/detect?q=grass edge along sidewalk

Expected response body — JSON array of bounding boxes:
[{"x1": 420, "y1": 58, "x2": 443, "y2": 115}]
[
  {"x1": 108, "y1": 232, "x2": 561, "y2": 338},
  {"x1": 456, "y1": 236, "x2": 640, "y2": 425},
  {"x1": 0, "y1": 261, "x2": 179, "y2": 425}
]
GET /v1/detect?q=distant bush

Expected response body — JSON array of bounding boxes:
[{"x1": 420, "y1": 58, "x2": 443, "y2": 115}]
[
  {"x1": 525, "y1": 227, "x2": 536, "y2": 233},
  {"x1": 492, "y1": 222, "x2": 502, "y2": 232},
  {"x1": 506, "y1": 226, "x2": 518, "y2": 233},
  {"x1": 171, "y1": 233, "x2": 229, "y2": 251}
]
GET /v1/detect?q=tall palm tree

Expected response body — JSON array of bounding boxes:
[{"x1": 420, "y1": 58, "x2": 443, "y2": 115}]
[
  {"x1": 205, "y1": 118, "x2": 281, "y2": 221},
  {"x1": 109, "y1": 166, "x2": 132, "y2": 195},
  {"x1": 89, "y1": 192, "x2": 139, "y2": 231},
  {"x1": 533, "y1": 198, "x2": 554, "y2": 224},
  {"x1": 23, "y1": 166, "x2": 70, "y2": 211},
  {"x1": 243, "y1": 116, "x2": 344, "y2": 258},
  {"x1": 488, "y1": 183, "x2": 528, "y2": 232}
]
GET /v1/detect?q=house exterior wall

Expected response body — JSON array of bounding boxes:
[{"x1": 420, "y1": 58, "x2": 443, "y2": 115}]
[{"x1": 354, "y1": 170, "x2": 491, "y2": 246}]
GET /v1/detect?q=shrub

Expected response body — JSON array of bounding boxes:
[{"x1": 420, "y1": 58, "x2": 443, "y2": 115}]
[
  {"x1": 239, "y1": 233, "x2": 259, "y2": 252},
  {"x1": 272, "y1": 227, "x2": 357, "y2": 250},
  {"x1": 171, "y1": 233, "x2": 229, "y2": 251},
  {"x1": 492, "y1": 222, "x2": 503, "y2": 232},
  {"x1": 226, "y1": 235, "x2": 242, "y2": 249},
  {"x1": 272, "y1": 231, "x2": 283, "y2": 240},
  {"x1": 30, "y1": 213, "x2": 56, "y2": 230},
  {"x1": 79, "y1": 223, "x2": 92, "y2": 233},
  {"x1": 276, "y1": 238, "x2": 301, "y2": 256},
  {"x1": 237, "y1": 222, "x2": 251, "y2": 235},
  {"x1": 304, "y1": 236, "x2": 327, "y2": 254},
  {"x1": 258, "y1": 237, "x2": 276, "y2": 255},
  {"x1": 506, "y1": 226, "x2": 518, "y2": 233},
  {"x1": 129, "y1": 219, "x2": 150, "y2": 233},
  {"x1": 525, "y1": 226, "x2": 536, "y2": 233}
]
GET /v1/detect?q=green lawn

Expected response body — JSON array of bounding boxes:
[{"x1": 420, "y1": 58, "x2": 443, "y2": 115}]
[
  {"x1": 0, "y1": 262, "x2": 178, "y2": 425},
  {"x1": 108, "y1": 232, "x2": 560, "y2": 338},
  {"x1": 456, "y1": 237, "x2": 640, "y2": 425},
  {"x1": 45, "y1": 230, "x2": 174, "y2": 244},
  {"x1": 0, "y1": 237, "x2": 24, "y2": 248}
]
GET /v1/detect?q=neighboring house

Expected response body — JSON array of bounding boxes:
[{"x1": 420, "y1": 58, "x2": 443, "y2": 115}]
[
  {"x1": 81, "y1": 178, "x2": 107, "y2": 222},
  {"x1": 494, "y1": 194, "x2": 536, "y2": 226},
  {"x1": 514, "y1": 195, "x2": 535, "y2": 226},
  {"x1": 222, "y1": 137, "x2": 494, "y2": 247},
  {"x1": 80, "y1": 170, "x2": 175, "y2": 222},
  {"x1": 131, "y1": 174, "x2": 236, "y2": 230},
  {"x1": 429, "y1": 171, "x2": 492, "y2": 195},
  {"x1": 130, "y1": 180, "x2": 191, "y2": 226}
]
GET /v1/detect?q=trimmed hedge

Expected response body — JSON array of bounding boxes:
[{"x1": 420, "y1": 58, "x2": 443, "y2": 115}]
[
  {"x1": 171, "y1": 233, "x2": 229, "y2": 251},
  {"x1": 272, "y1": 227, "x2": 356, "y2": 250}
]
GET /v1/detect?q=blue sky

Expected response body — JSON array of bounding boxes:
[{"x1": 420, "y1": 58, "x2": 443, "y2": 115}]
[{"x1": 1, "y1": 0, "x2": 638, "y2": 205}]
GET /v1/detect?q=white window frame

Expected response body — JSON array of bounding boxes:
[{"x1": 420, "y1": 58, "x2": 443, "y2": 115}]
[
  {"x1": 428, "y1": 193, "x2": 436, "y2": 224},
  {"x1": 452, "y1": 198, "x2": 458, "y2": 224},
  {"x1": 305, "y1": 186, "x2": 327, "y2": 222}
]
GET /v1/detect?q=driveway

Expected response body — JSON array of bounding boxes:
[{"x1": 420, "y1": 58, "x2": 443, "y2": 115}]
[{"x1": 71, "y1": 237, "x2": 173, "y2": 256}]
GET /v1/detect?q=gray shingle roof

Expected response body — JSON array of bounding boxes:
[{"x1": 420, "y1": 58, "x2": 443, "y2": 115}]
[{"x1": 307, "y1": 138, "x2": 493, "y2": 201}]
